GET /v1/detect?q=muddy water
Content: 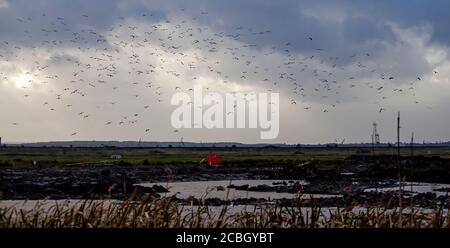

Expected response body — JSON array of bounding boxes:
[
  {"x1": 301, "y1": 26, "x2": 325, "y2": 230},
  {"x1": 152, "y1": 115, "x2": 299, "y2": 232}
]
[
  {"x1": 2, "y1": 180, "x2": 449, "y2": 212},
  {"x1": 364, "y1": 182, "x2": 450, "y2": 197},
  {"x1": 0, "y1": 199, "x2": 119, "y2": 211},
  {"x1": 139, "y1": 180, "x2": 342, "y2": 200}
]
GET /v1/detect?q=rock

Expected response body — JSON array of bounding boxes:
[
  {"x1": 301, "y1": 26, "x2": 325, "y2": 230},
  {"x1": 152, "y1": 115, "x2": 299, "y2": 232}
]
[
  {"x1": 151, "y1": 185, "x2": 169, "y2": 193},
  {"x1": 227, "y1": 184, "x2": 249, "y2": 190}
]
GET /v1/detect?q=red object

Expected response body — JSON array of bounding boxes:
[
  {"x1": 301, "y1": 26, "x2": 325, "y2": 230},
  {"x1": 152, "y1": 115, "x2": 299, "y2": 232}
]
[{"x1": 207, "y1": 155, "x2": 221, "y2": 166}]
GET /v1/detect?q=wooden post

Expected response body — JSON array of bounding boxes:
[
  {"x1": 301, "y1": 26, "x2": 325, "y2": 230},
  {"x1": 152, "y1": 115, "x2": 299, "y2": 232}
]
[
  {"x1": 397, "y1": 112, "x2": 403, "y2": 227},
  {"x1": 397, "y1": 112, "x2": 400, "y2": 158}
]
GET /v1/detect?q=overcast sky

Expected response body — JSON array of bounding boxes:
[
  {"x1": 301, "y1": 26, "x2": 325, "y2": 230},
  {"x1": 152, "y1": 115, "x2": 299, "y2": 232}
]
[{"x1": 1, "y1": 0, "x2": 449, "y2": 144}]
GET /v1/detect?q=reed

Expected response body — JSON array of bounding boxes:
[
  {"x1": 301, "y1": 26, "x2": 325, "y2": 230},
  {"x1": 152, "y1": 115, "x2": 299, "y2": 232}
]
[{"x1": 1, "y1": 192, "x2": 448, "y2": 228}]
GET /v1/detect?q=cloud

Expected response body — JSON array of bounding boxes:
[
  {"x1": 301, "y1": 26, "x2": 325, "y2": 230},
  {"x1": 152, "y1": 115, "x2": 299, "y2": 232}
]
[
  {"x1": 0, "y1": 0, "x2": 450, "y2": 144},
  {"x1": 0, "y1": 0, "x2": 8, "y2": 8}
]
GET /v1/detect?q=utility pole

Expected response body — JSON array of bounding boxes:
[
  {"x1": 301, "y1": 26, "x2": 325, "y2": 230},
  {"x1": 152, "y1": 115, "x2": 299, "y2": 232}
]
[
  {"x1": 397, "y1": 112, "x2": 403, "y2": 227},
  {"x1": 397, "y1": 112, "x2": 400, "y2": 158},
  {"x1": 371, "y1": 122, "x2": 380, "y2": 171},
  {"x1": 410, "y1": 132, "x2": 414, "y2": 211},
  {"x1": 372, "y1": 122, "x2": 380, "y2": 144},
  {"x1": 371, "y1": 123, "x2": 375, "y2": 176},
  {"x1": 371, "y1": 131, "x2": 375, "y2": 159}
]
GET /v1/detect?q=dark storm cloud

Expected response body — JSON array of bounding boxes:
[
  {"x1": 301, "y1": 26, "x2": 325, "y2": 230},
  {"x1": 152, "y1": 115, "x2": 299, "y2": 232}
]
[
  {"x1": 0, "y1": 0, "x2": 167, "y2": 48},
  {"x1": 1, "y1": 0, "x2": 449, "y2": 143},
  {"x1": 2, "y1": 0, "x2": 449, "y2": 57},
  {"x1": 131, "y1": 0, "x2": 450, "y2": 66}
]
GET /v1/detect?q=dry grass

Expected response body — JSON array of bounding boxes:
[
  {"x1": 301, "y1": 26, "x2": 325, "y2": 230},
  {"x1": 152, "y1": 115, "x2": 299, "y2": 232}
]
[{"x1": 1, "y1": 192, "x2": 448, "y2": 228}]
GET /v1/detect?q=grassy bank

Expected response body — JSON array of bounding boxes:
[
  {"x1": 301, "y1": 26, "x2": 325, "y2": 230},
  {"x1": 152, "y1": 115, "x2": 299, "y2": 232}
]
[{"x1": 1, "y1": 146, "x2": 450, "y2": 167}]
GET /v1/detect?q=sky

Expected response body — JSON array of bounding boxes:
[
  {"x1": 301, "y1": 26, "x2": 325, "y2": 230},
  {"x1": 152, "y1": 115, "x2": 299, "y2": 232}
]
[{"x1": 0, "y1": 0, "x2": 450, "y2": 144}]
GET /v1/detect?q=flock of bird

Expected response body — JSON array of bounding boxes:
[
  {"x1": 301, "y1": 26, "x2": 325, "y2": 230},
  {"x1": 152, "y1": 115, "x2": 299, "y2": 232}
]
[{"x1": 0, "y1": 8, "x2": 439, "y2": 137}]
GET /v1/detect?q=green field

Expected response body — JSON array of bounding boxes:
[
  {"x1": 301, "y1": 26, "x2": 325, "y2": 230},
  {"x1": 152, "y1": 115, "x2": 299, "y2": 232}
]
[{"x1": 1, "y1": 146, "x2": 450, "y2": 167}]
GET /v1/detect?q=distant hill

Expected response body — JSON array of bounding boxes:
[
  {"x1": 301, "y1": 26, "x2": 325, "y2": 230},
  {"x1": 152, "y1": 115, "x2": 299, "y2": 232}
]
[
  {"x1": 15, "y1": 141, "x2": 291, "y2": 148},
  {"x1": 4, "y1": 140, "x2": 450, "y2": 148}
]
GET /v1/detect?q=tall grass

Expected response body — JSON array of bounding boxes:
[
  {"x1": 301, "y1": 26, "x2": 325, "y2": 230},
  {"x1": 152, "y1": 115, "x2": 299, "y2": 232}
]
[{"x1": 1, "y1": 192, "x2": 448, "y2": 228}]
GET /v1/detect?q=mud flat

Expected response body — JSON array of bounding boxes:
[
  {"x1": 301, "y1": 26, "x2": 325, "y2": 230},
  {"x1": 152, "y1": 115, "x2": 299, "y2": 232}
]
[{"x1": 1, "y1": 154, "x2": 449, "y2": 209}]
